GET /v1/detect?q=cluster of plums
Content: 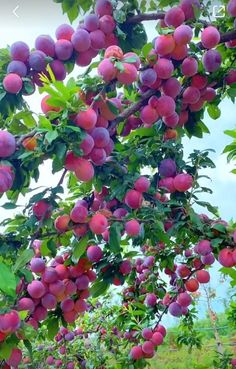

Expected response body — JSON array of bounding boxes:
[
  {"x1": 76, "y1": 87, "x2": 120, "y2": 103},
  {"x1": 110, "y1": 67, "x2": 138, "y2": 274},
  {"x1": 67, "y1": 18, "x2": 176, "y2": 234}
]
[{"x1": 2, "y1": 0, "x2": 116, "y2": 95}]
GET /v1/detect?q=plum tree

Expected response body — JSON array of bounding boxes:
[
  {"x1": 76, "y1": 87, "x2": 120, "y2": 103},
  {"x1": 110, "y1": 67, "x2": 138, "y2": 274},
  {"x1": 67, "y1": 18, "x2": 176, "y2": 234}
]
[{"x1": 0, "y1": 0, "x2": 235, "y2": 368}]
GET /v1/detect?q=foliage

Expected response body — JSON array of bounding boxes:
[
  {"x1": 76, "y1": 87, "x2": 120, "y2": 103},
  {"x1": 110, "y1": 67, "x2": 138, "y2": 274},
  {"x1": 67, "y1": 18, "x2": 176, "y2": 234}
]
[{"x1": 0, "y1": 0, "x2": 235, "y2": 368}]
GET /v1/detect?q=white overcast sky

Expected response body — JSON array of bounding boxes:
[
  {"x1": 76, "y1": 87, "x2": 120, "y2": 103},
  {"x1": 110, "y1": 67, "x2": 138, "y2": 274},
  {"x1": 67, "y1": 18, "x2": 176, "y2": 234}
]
[{"x1": 0, "y1": 1, "x2": 235, "y2": 322}]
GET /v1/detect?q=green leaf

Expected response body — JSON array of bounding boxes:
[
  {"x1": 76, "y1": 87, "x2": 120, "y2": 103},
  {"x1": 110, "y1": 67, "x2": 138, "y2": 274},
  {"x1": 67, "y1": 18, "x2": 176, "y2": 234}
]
[
  {"x1": 23, "y1": 340, "x2": 33, "y2": 361},
  {"x1": 109, "y1": 222, "x2": 122, "y2": 254},
  {"x1": 45, "y1": 130, "x2": 59, "y2": 144},
  {"x1": 107, "y1": 100, "x2": 119, "y2": 116},
  {"x1": 18, "y1": 310, "x2": 29, "y2": 320},
  {"x1": 0, "y1": 341, "x2": 13, "y2": 360},
  {"x1": 47, "y1": 317, "x2": 59, "y2": 340},
  {"x1": 207, "y1": 105, "x2": 221, "y2": 120},
  {"x1": 127, "y1": 127, "x2": 155, "y2": 139},
  {"x1": 0, "y1": 263, "x2": 16, "y2": 297},
  {"x1": 195, "y1": 200, "x2": 219, "y2": 216},
  {"x1": 2, "y1": 202, "x2": 18, "y2": 209},
  {"x1": 38, "y1": 115, "x2": 53, "y2": 130},
  {"x1": 115, "y1": 61, "x2": 125, "y2": 72},
  {"x1": 13, "y1": 249, "x2": 34, "y2": 272},
  {"x1": 142, "y1": 42, "x2": 153, "y2": 58},
  {"x1": 90, "y1": 280, "x2": 109, "y2": 298},
  {"x1": 211, "y1": 223, "x2": 226, "y2": 233},
  {"x1": 72, "y1": 235, "x2": 89, "y2": 262},
  {"x1": 224, "y1": 129, "x2": 236, "y2": 138},
  {"x1": 40, "y1": 239, "x2": 51, "y2": 256},
  {"x1": 220, "y1": 267, "x2": 236, "y2": 282}
]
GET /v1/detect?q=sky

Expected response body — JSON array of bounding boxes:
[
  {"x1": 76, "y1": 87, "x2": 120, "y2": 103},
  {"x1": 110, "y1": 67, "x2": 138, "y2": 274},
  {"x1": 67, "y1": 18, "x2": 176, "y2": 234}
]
[{"x1": 0, "y1": 2, "x2": 235, "y2": 323}]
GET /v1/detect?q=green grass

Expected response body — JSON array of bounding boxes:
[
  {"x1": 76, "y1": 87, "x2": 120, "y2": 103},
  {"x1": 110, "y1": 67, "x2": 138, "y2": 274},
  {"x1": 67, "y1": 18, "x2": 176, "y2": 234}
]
[{"x1": 149, "y1": 313, "x2": 236, "y2": 369}]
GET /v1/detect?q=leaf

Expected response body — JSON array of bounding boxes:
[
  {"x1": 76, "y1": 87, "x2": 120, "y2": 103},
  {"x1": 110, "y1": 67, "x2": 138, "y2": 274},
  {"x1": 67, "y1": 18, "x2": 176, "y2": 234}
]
[
  {"x1": 109, "y1": 222, "x2": 122, "y2": 254},
  {"x1": 0, "y1": 341, "x2": 13, "y2": 360},
  {"x1": 2, "y1": 202, "x2": 18, "y2": 209},
  {"x1": 220, "y1": 267, "x2": 236, "y2": 282},
  {"x1": 40, "y1": 239, "x2": 51, "y2": 256},
  {"x1": 18, "y1": 311, "x2": 29, "y2": 320},
  {"x1": 207, "y1": 104, "x2": 221, "y2": 120},
  {"x1": 115, "y1": 61, "x2": 125, "y2": 72},
  {"x1": 127, "y1": 127, "x2": 155, "y2": 139},
  {"x1": 195, "y1": 200, "x2": 219, "y2": 216},
  {"x1": 47, "y1": 239, "x2": 57, "y2": 257},
  {"x1": 224, "y1": 129, "x2": 236, "y2": 138},
  {"x1": 72, "y1": 235, "x2": 89, "y2": 262},
  {"x1": 45, "y1": 130, "x2": 59, "y2": 144},
  {"x1": 23, "y1": 340, "x2": 33, "y2": 361},
  {"x1": 122, "y1": 56, "x2": 138, "y2": 63},
  {"x1": 0, "y1": 263, "x2": 16, "y2": 297},
  {"x1": 211, "y1": 223, "x2": 226, "y2": 233},
  {"x1": 47, "y1": 317, "x2": 59, "y2": 340},
  {"x1": 90, "y1": 280, "x2": 109, "y2": 298},
  {"x1": 38, "y1": 115, "x2": 53, "y2": 130},
  {"x1": 13, "y1": 249, "x2": 34, "y2": 272},
  {"x1": 107, "y1": 100, "x2": 119, "y2": 116},
  {"x1": 141, "y1": 42, "x2": 153, "y2": 58}
]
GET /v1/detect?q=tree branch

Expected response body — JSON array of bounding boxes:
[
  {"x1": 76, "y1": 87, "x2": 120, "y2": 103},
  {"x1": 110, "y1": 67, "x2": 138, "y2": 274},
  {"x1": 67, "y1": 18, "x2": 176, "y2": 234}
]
[
  {"x1": 127, "y1": 12, "x2": 165, "y2": 23},
  {"x1": 16, "y1": 129, "x2": 37, "y2": 146},
  {"x1": 109, "y1": 88, "x2": 157, "y2": 131}
]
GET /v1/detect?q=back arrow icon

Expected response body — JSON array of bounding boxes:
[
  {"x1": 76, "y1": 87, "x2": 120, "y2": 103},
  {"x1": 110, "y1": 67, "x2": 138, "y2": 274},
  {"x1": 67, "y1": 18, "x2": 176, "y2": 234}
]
[{"x1": 13, "y1": 5, "x2": 20, "y2": 18}]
